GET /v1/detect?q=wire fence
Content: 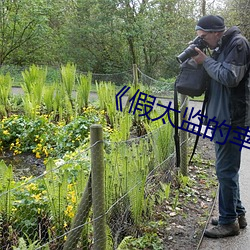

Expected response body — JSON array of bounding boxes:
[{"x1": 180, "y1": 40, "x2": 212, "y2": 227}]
[
  {"x1": 0, "y1": 121, "x2": 189, "y2": 249},
  {"x1": 0, "y1": 66, "x2": 191, "y2": 249},
  {"x1": 1, "y1": 64, "x2": 175, "y2": 98}
]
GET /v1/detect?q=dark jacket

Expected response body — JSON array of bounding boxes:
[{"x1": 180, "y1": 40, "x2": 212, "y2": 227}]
[{"x1": 203, "y1": 26, "x2": 250, "y2": 128}]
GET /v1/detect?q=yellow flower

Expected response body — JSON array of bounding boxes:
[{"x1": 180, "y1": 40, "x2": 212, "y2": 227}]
[
  {"x1": 65, "y1": 205, "x2": 74, "y2": 218},
  {"x1": 36, "y1": 152, "x2": 41, "y2": 159},
  {"x1": 14, "y1": 149, "x2": 22, "y2": 155},
  {"x1": 3, "y1": 130, "x2": 9, "y2": 135},
  {"x1": 71, "y1": 195, "x2": 76, "y2": 204},
  {"x1": 43, "y1": 147, "x2": 49, "y2": 157},
  {"x1": 12, "y1": 207, "x2": 17, "y2": 212},
  {"x1": 32, "y1": 193, "x2": 42, "y2": 201},
  {"x1": 26, "y1": 183, "x2": 37, "y2": 191}
]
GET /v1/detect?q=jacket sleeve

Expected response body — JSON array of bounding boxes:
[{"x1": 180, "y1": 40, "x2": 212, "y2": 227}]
[{"x1": 203, "y1": 37, "x2": 250, "y2": 87}]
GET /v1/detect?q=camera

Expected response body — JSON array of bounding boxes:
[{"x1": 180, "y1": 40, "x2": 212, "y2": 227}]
[{"x1": 176, "y1": 36, "x2": 208, "y2": 64}]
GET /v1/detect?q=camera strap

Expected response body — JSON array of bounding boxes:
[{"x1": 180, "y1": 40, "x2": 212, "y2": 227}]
[{"x1": 173, "y1": 83, "x2": 208, "y2": 168}]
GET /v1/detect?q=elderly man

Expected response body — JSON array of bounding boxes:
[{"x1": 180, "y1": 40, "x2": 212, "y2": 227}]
[{"x1": 192, "y1": 15, "x2": 250, "y2": 238}]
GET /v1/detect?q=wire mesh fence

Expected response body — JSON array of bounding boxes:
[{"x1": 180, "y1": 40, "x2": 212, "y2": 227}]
[
  {"x1": 2, "y1": 64, "x2": 174, "y2": 99},
  {"x1": 0, "y1": 119, "x2": 189, "y2": 249},
  {"x1": 0, "y1": 65, "x2": 191, "y2": 249}
]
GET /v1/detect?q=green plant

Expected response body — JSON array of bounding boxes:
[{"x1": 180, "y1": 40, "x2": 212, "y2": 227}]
[
  {"x1": 111, "y1": 111, "x2": 133, "y2": 141},
  {"x1": 117, "y1": 233, "x2": 163, "y2": 250},
  {"x1": 178, "y1": 173, "x2": 191, "y2": 189},
  {"x1": 127, "y1": 83, "x2": 151, "y2": 125},
  {"x1": 12, "y1": 177, "x2": 49, "y2": 241},
  {"x1": 158, "y1": 182, "x2": 171, "y2": 203},
  {"x1": 76, "y1": 72, "x2": 92, "y2": 111},
  {"x1": 96, "y1": 81, "x2": 117, "y2": 127},
  {"x1": 21, "y1": 65, "x2": 47, "y2": 118},
  {"x1": 172, "y1": 190, "x2": 180, "y2": 210},
  {"x1": 13, "y1": 233, "x2": 49, "y2": 250},
  {"x1": 144, "y1": 107, "x2": 174, "y2": 164},
  {"x1": 43, "y1": 159, "x2": 69, "y2": 224},
  {"x1": 0, "y1": 107, "x2": 103, "y2": 158},
  {"x1": 43, "y1": 84, "x2": 56, "y2": 114},
  {"x1": 0, "y1": 161, "x2": 15, "y2": 222},
  {"x1": 60, "y1": 62, "x2": 76, "y2": 102},
  {"x1": 0, "y1": 73, "x2": 12, "y2": 116},
  {"x1": 105, "y1": 136, "x2": 153, "y2": 232},
  {"x1": 42, "y1": 156, "x2": 90, "y2": 232}
]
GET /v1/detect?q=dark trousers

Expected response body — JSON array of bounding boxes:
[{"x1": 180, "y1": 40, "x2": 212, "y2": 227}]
[{"x1": 214, "y1": 128, "x2": 246, "y2": 225}]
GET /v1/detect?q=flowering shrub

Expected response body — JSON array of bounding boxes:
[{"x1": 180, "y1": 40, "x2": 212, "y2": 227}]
[{"x1": 0, "y1": 106, "x2": 104, "y2": 158}]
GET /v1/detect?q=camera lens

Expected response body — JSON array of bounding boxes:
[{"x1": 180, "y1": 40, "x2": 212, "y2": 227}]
[{"x1": 176, "y1": 44, "x2": 198, "y2": 63}]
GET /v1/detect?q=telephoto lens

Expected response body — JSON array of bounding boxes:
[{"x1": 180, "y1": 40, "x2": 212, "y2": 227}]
[{"x1": 176, "y1": 36, "x2": 208, "y2": 63}]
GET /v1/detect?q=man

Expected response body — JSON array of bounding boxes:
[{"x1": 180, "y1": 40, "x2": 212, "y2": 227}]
[{"x1": 192, "y1": 15, "x2": 250, "y2": 238}]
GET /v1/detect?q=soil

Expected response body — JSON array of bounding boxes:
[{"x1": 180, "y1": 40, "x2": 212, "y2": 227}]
[
  {"x1": 158, "y1": 135, "x2": 217, "y2": 250},
  {"x1": 0, "y1": 152, "x2": 45, "y2": 180}
]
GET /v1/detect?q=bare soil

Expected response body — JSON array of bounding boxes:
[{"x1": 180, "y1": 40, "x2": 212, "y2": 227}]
[{"x1": 159, "y1": 135, "x2": 217, "y2": 250}]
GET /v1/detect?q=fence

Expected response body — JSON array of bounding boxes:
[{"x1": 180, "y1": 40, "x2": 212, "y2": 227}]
[
  {"x1": 0, "y1": 65, "x2": 191, "y2": 249},
  {"x1": 0, "y1": 123, "x2": 190, "y2": 249}
]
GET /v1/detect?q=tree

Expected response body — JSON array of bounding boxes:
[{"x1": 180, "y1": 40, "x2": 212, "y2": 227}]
[
  {"x1": 220, "y1": 0, "x2": 250, "y2": 39},
  {"x1": 0, "y1": 0, "x2": 50, "y2": 65}
]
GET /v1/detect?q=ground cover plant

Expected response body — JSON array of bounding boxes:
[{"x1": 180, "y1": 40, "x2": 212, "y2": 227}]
[{"x1": 0, "y1": 65, "x2": 217, "y2": 249}]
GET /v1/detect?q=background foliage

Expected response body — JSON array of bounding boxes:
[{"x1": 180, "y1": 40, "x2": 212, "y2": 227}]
[{"x1": 1, "y1": 0, "x2": 249, "y2": 80}]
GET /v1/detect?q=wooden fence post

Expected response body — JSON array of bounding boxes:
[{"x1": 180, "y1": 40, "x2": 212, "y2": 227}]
[
  {"x1": 133, "y1": 64, "x2": 138, "y2": 87},
  {"x1": 180, "y1": 94, "x2": 188, "y2": 176},
  {"x1": 91, "y1": 124, "x2": 106, "y2": 250}
]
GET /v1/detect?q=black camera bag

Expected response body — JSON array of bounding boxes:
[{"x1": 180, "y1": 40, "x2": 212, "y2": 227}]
[
  {"x1": 173, "y1": 58, "x2": 210, "y2": 168},
  {"x1": 175, "y1": 58, "x2": 209, "y2": 97}
]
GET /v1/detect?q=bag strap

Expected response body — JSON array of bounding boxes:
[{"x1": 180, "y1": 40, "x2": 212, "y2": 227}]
[
  {"x1": 174, "y1": 79, "x2": 180, "y2": 168},
  {"x1": 188, "y1": 48, "x2": 210, "y2": 163},
  {"x1": 188, "y1": 91, "x2": 208, "y2": 164},
  {"x1": 174, "y1": 80, "x2": 208, "y2": 168}
]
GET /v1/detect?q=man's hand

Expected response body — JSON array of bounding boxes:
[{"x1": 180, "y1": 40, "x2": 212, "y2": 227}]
[{"x1": 192, "y1": 47, "x2": 207, "y2": 64}]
